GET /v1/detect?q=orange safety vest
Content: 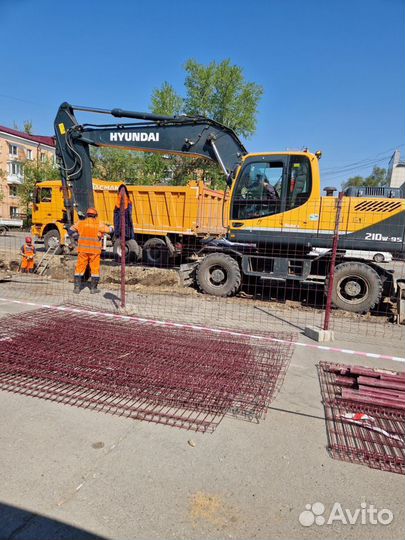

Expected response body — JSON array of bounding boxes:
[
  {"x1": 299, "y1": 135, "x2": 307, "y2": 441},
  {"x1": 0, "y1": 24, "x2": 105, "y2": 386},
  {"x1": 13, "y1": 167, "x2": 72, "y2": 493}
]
[
  {"x1": 73, "y1": 218, "x2": 109, "y2": 254},
  {"x1": 23, "y1": 244, "x2": 35, "y2": 258}
]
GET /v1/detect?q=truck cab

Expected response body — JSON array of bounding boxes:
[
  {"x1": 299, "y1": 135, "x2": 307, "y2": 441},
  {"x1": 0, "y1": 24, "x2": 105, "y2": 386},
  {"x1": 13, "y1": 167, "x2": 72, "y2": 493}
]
[{"x1": 31, "y1": 180, "x2": 66, "y2": 250}]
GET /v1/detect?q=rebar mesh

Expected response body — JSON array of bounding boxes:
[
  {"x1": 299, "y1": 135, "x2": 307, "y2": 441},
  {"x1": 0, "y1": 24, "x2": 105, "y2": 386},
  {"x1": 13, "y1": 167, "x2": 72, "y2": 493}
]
[
  {"x1": 0, "y1": 306, "x2": 295, "y2": 432},
  {"x1": 318, "y1": 362, "x2": 405, "y2": 474}
]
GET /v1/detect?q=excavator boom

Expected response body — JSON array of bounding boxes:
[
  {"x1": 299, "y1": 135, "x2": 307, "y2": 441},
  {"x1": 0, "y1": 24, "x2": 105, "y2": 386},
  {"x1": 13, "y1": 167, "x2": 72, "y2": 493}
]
[{"x1": 54, "y1": 102, "x2": 247, "y2": 219}]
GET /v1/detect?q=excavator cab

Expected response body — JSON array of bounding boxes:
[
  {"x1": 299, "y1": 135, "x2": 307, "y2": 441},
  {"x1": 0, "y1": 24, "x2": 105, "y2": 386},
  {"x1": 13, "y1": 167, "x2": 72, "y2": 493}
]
[{"x1": 229, "y1": 152, "x2": 315, "y2": 244}]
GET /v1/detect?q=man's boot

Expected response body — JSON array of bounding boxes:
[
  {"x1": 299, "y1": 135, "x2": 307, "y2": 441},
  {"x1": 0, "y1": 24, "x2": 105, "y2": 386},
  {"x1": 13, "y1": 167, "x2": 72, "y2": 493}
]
[
  {"x1": 73, "y1": 275, "x2": 82, "y2": 294},
  {"x1": 90, "y1": 277, "x2": 100, "y2": 294}
]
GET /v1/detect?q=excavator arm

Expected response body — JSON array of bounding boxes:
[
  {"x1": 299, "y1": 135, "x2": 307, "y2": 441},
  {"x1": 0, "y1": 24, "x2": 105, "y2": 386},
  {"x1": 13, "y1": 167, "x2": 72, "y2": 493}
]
[{"x1": 54, "y1": 102, "x2": 247, "y2": 221}]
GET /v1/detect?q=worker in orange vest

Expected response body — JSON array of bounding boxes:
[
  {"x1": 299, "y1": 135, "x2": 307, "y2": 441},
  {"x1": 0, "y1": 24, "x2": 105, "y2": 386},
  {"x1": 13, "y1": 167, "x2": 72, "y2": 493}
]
[
  {"x1": 69, "y1": 208, "x2": 112, "y2": 294},
  {"x1": 20, "y1": 236, "x2": 35, "y2": 273}
]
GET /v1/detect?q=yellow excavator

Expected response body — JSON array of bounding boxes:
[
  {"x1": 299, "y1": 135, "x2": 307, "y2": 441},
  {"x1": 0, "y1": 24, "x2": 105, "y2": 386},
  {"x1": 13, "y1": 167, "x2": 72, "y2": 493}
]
[{"x1": 54, "y1": 103, "x2": 405, "y2": 314}]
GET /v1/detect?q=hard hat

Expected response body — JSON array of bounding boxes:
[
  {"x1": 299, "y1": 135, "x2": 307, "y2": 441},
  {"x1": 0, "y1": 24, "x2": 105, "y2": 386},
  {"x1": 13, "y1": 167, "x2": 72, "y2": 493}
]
[
  {"x1": 25, "y1": 236, "x2": 32, "y2": 244},
  {"x1": 86, "y1": 207, "x2": 98, "y2": 217}
]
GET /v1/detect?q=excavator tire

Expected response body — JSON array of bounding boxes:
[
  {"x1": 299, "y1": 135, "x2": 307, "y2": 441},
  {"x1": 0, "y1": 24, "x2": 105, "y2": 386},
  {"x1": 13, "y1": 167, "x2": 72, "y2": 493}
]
[
  {"x1": 196, "y1": 253, "x2": 241, "y2": 297},
  {"x1": 326, "y1": 262, "x2": 383, "y2": 313}
]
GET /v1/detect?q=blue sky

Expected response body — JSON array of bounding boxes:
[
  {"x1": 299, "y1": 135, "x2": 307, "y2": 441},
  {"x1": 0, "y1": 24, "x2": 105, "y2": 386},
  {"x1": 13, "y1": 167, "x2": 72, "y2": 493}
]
[{"x1": 1, "y1": 0, "x2": 404, "y2": 187}]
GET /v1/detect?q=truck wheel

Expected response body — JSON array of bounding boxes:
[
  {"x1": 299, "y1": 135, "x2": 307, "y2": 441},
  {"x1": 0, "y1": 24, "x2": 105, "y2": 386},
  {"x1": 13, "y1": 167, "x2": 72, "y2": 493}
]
[
  {"x1": 327, "y1": 262, "x2": 382, "y2": 313},
  {"x1": 196, "y1": 253, "x2": 241, "y2": 297},
  {"x1": 143, "y1": 237, "x2": 169, "y2": 267},
  {"x1": 0, "y1": 226, "x2": 7, "y2": 236},
  {"x1": 44, "y1": 229, "x2": 63, "y2": 254},
  {"x1": 113, "y1": 238, "x2": 142, "y2": 263}
]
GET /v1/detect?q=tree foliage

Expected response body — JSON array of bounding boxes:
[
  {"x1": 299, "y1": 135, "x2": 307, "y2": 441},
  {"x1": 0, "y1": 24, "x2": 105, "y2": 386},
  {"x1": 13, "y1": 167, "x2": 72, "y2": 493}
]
[
  {"x1": 149, "y1": 59, "x2": 263, "y2": 188},
  {"x1": 11, "y1": 120, "x2": 33, "y2": 134},
  {"x1": 91, "y1": 148, "x2": 141, "y2": 184},
  {"x1": 183, "y1": 59, "x2": 263, "y2": 138},
  {"x1": 23, "y1": 120, "x2": 33, "y2": 134},
  {"x1": 342, "y1": 166, "x2": 388, "y2": 190},
  {"x1": 91, "y1": 148, "x2": 172, "y2": 185},
  {"x1": 150, "y1": 82, "x2": 183, "y2": 116}
]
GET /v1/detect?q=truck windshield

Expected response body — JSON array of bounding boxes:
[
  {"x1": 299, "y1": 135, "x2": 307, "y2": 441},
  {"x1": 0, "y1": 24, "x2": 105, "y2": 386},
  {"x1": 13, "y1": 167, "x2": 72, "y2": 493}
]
[{"x1": 37, "y1": 187, "x2": 52, "y2": 202}]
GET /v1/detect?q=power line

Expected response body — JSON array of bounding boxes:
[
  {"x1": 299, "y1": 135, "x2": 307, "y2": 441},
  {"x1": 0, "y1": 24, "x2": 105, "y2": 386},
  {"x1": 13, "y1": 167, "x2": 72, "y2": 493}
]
[
  {"x1": 322, "y1": 144, "x2": 405, "y2": 174},
  {"x1": 322, "y1": 155, "x2": 391, "y2": 177},
  {"x1": 0, "y1": 93, "x2": 46, "y2": 108}
]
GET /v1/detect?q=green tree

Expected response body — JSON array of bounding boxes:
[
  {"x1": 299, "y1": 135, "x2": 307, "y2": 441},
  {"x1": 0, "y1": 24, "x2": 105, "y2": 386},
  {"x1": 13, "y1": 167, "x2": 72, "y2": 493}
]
[
  {"x1": 149, "y1": 59, "x2": 263, "y2": 188},
  {"x1": 184, "y1": 59, "x2": 263, "y2": 138},
  {"x1": 342, "y1": 166, "x2": 388, "y2": 190},
  {"x1": 91, "y1": 147, "x2": 173, "y2": 186},
  {"x1": 366, "y1": 166, "x2": 388, "y2": 186},
  {"x1": 150, "y1": 82, "x2": 183, "y2": 116},
  {"x1": 91, "y1": 148, "x2": 142, "y2": 184},
  {"x1": 23, "y1": 120, "x2": 33, "y2": 134},
  {"x1": 11, "y1": 120, "x2": 33, "y2": 134}
]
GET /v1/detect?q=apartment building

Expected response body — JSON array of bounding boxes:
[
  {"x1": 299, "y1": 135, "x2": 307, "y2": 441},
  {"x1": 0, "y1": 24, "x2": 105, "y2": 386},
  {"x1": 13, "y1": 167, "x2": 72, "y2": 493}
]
[{"x1": 0, "y1": 125, "x2": 55, "y2": 220}]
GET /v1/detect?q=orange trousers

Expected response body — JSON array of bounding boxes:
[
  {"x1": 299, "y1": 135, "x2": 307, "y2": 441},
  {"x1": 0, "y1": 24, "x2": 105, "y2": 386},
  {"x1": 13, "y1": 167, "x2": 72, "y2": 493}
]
[
  {"x1": 21, "y1": 257, "x2": 35, "y2": 272},
  {"x1": 75, "y1": 252, "x2": 101, "y2": 278}
]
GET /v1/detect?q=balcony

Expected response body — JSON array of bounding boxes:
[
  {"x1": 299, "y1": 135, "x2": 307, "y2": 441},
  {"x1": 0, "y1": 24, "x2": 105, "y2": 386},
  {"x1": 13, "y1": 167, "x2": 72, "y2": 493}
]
[{"x1": 7, "y1": 174, "x2": 23, "y2": 185}]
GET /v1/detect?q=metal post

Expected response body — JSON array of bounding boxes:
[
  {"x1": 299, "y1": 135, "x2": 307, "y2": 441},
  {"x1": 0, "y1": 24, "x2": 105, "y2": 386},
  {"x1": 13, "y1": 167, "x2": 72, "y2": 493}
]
[
  {"x1": 119, "y1": 186, "x2": 126, "y2": 308},
  {"x1": 323, "y1": 191, "x2": 344, "y2": 330}
]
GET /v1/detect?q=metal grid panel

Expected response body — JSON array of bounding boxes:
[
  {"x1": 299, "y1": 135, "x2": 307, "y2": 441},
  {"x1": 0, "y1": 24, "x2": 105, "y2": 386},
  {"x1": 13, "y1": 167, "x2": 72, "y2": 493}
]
[
  {"x1": 0, "y1": 307, "x2": 295, "y2": 432},
  {"x1": 318, "y1": 362, "x2": 405, "y2": 474}
]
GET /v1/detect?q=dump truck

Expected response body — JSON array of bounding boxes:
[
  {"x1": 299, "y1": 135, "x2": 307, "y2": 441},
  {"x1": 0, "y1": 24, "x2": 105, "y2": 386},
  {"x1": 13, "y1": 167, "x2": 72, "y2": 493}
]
[
  {"x1": 31, "y1": 178, "x2": 228, "y2": 264},
  {"x1": 51, "y1": 102, "x2": 405, "y2": 314}
]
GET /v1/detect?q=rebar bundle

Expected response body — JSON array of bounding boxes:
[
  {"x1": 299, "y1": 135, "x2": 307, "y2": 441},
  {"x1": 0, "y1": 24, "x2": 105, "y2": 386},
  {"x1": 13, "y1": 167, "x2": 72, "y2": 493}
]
[
  {"x1": 0, "y1": 307, "x2": 295, "y2": 432},
  {"x1": 319, "y1": 362, "x2": 405, "y2": 474}
]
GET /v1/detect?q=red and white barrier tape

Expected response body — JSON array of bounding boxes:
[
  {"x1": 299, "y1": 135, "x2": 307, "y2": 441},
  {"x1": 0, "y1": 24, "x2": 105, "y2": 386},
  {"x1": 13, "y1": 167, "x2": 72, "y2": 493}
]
[{"x1": 1, "y1": 297, "x2": 404, "y2": 363}]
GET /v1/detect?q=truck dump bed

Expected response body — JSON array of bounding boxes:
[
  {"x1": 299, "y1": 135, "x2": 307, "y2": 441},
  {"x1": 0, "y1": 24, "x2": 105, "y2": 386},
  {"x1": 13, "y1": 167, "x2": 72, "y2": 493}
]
[{"x1": 94, "y1": 179, "x2": 227, "y2": 236}]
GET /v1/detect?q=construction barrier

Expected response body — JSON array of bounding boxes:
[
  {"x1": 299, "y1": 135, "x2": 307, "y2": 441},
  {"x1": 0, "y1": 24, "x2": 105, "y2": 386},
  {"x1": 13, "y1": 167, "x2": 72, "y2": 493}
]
[{"x1": 0, "y1": 189, "x2": 404, "y2": 352}]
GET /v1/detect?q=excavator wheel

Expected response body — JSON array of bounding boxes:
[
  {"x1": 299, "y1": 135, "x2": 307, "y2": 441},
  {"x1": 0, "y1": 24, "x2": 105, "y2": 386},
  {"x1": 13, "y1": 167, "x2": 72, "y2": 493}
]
[
  {"x1": 196, "y1": 253, "x2": 241, "y2": 297},
  {"x1": 326, "y1": 262, "x2": 383, "y2": 313}
]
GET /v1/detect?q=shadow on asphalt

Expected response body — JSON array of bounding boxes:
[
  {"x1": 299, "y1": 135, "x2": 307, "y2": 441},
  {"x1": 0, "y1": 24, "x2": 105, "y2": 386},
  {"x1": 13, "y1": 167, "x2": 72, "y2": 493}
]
[{"x1": 0, "y1": 501, "x2": 107, "y2": 540}]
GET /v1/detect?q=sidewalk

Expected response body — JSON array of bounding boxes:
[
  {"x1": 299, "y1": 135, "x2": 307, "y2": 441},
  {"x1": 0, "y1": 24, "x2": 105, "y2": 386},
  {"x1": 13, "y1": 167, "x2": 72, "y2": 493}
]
[{"x1": 0, "y1": 295, "x2": 403, "y2": 539}]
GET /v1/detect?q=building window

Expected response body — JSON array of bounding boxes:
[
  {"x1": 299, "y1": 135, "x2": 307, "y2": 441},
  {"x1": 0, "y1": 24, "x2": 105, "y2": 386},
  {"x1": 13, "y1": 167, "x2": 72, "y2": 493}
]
[
  {"x1": 8, "y1": 162, "x2": 23, "y2": 176},
  {"x1": 9, "y1": 144, "x2": 18, "y2": 156},
  {"x1": 40, "y1": 152, "x2": 46, "y2": 162},
  {"x1": 9, "y1": 185, "x2": 18, "y2": 197},
  {"x1": 26, "y1": 149, "x2": 33, "y2": 160},
  {"x1": 10, "y1": 207, "x2": 19, "y2": 219}
]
